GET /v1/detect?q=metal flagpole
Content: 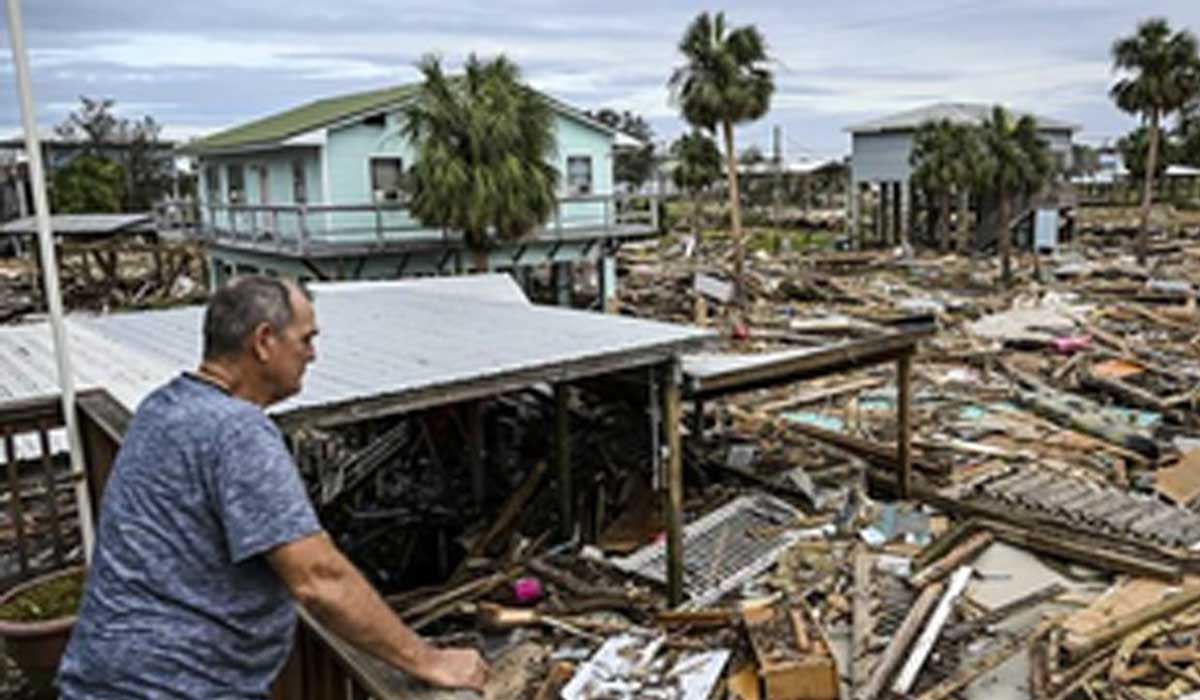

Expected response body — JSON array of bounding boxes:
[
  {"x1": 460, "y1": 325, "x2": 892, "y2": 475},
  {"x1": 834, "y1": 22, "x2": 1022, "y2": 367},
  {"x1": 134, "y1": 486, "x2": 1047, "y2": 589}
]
[{"x1": 4, "y1": 0, "x2": 97, "y2": 563}]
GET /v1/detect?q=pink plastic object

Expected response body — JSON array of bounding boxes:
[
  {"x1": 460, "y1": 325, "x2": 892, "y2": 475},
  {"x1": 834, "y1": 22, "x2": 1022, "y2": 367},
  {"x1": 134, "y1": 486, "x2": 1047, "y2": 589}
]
[
  {"x1": 513, "y1": 577, "x2": 544, "y2": 604},
  {"x1": 1051, "y1": 335, "x2": 1091, "y2": 355}
]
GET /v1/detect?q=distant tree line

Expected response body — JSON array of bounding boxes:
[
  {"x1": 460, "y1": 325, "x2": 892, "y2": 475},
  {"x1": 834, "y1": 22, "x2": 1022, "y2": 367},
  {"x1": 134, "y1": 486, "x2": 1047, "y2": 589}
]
[{"x1": 49, "y1": 96, "x2": 176, "y2": 215}]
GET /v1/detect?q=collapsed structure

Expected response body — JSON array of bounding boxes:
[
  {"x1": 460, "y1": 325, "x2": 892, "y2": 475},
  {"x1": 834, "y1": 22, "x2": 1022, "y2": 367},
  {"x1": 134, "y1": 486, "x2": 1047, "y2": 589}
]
[{"x1": 4, "y1": 202, "x2": 1200, "y2": 698}]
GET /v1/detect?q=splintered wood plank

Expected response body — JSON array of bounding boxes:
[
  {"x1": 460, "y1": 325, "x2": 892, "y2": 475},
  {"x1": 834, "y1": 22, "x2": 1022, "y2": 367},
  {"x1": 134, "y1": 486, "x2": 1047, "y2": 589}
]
[
  {"x1": 859, "y1": 581, "x2": 943, "y2": 700},
  {"x1": 892, "y1": 566, "x2": 973, "y2": 694}
]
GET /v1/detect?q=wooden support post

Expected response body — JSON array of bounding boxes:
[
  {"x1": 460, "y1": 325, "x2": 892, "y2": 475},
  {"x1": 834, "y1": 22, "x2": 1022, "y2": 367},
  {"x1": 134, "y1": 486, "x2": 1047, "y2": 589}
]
[
  {"x1": 875, "y1": 183, "x2": 885, "y2": 246},
  {"x1": 691, "y1": 399, "x2": 704, "y2": 453},
  {"x1": 661, "y1": 360, "x2": 684, "y2": 607},
  {"x1": 892, "y1": 181, "x2": 903, "y2": 246},
  {"x1": 897, "y1": 351, "x2": 913, "y2": 499},
  {"x1": 848, "y1": 179, "x2": 860, "y2": 250},
  {"x1": 466, "y1": 400, "x2": 485, "y2": 509},
  {"x1": 555, "y1": 384, "x2": 572, "y2": 541}
]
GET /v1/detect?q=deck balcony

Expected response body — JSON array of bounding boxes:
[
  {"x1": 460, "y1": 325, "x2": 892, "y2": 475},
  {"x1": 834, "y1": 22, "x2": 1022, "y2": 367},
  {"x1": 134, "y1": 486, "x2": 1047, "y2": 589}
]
[{"x1": 196, "y1": 193, "x2": 660, "y2": 258}]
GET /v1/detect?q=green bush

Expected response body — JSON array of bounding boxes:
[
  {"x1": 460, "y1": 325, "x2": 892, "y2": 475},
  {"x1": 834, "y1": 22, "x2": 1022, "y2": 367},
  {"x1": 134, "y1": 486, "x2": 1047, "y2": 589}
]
[{"x1": 52, "y1": 155, "x2": 125, "y2": 214}]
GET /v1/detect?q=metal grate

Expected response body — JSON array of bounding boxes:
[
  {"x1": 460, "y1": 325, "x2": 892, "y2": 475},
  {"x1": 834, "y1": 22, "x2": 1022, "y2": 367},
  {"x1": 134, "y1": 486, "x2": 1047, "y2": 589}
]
[{"x1": 613, "y1": 493, "x2": 804, "y2": 606}]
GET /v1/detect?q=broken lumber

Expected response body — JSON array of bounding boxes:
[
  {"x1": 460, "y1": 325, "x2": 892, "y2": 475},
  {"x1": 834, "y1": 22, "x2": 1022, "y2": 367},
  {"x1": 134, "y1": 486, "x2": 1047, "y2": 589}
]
[
  {"x1": 1066, "y1": 582, "x2": 1200, "y2": 659},
  {"x1": 468, "y1": 460, "x2": 548, "y2": 558},
  {"x1": 917, "y1": 616, "x2": 1063, "y2": 700},
  {"x1": 742, "y1": 596, "x2": 839, "y2": 700},
  {"x1": 892, "y1": 566, "x2": 972, "y2": 694},
  {"x1": 910, "y1": 530, "x2": 993, "y2": 588},
  {"x1": 857, "y1": 580, "x2": 943, "y2": 700}
]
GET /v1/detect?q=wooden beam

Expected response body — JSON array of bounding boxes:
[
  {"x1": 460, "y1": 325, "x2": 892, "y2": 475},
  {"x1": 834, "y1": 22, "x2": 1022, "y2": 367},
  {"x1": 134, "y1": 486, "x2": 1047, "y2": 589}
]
[
  {"x1": 859, "y1": 580, "x2": 944, "y2": 700},
  {"x1": 555, "y1": 383, "x2": 572, "y2": 541},
  {"x1": 892, "y1": 566, "x2": 973, "y2": 694},
  {"x1": 662, "y1": 360, "x2": 685, "y2": 607},
  {"x1": 897, "y1": 351, "x2": 914, "y2": 499},
  {"x1": 464, "y1": 401, "x2": 485, "y2": 508},
  {"x1": 910, "y1": 530, "x2": 993, "y2": 588}
]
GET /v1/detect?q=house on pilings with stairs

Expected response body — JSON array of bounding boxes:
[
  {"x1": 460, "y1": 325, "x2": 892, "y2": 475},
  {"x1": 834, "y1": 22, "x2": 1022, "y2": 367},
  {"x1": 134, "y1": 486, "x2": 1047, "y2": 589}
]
[
  {"x1": 845, "y1": 102, "x2": 1080, "y2": 253},
  {"x1": 180, "y1": 82, "x2": 658, "y2": 308}
]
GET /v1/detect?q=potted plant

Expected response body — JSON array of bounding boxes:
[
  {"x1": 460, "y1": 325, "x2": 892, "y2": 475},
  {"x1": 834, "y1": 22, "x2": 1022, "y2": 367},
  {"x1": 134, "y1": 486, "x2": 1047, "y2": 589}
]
[{"x1": 0, "y1": 566, "x2": 85, "y2": 699}]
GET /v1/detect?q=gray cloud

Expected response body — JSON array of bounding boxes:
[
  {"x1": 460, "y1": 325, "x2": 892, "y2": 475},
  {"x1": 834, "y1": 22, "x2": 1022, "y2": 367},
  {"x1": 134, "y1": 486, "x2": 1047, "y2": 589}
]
[{"x1": 3, "y1": 0, "x2": 1198, "y2": 154}]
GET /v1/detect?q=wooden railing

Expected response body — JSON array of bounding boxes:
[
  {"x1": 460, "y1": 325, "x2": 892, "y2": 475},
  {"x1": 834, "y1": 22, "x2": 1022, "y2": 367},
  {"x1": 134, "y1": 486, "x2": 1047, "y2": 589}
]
[
  {"x1": 0, "y1": 390, "x2": 388, "y2": 700},
  {"x1": 0, "y1": 390, "x2": 127, "y2": 591},
  {"x1": 198, "y1": 193, "x2": 659, "y2": 254}
]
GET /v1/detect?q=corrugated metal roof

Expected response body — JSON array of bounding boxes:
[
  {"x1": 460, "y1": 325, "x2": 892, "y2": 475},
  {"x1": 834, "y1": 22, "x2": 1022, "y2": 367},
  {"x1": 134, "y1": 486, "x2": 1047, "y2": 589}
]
[
  {"x1": 0, "y1": 275, "x2": 713, "y2": 429},
  {"x1": 846, "y1": 102, "x2": 1078, "y2": 134},
  {"x1": 0, "y1": 214, "x2": 153, "y2": 236},
  {"x1": 0, "y1": 322, "x2": 174, "y2": 465}
]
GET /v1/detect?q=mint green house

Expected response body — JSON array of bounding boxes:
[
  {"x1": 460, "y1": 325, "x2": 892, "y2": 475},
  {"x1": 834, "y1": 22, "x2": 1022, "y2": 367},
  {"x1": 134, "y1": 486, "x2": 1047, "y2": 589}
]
[{"x1": 183, "y1": 83, "x2": 656, "y2": 304}]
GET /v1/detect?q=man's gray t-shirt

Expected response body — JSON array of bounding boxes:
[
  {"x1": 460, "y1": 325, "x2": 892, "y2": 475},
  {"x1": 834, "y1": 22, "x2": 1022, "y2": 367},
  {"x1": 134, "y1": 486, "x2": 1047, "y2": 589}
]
[{"x1": 58, "y1": 374, "x2": 323, "y2": 699}]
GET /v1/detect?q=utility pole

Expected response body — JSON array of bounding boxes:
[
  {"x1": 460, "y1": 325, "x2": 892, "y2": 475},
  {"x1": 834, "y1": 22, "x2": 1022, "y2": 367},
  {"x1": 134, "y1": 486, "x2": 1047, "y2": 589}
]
[
  {"x1": 5, "y1": 0, "x2": 96, "y2": 561},
  {"x1": 772, "y1": 125, "x2": 783, "y2": 237}
]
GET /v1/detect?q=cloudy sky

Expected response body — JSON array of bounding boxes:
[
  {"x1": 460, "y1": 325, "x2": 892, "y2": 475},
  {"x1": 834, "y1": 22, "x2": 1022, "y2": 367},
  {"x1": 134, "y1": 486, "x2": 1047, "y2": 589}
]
[{"x1": 2, "y1": 1, "x2": 1197, "y2": 159}]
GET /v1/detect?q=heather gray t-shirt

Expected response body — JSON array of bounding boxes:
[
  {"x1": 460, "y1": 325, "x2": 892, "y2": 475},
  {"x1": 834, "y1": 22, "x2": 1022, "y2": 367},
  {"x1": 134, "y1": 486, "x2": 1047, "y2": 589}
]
[{"x1": 58, "y1": 374, "x2": 323, "y2": 700}]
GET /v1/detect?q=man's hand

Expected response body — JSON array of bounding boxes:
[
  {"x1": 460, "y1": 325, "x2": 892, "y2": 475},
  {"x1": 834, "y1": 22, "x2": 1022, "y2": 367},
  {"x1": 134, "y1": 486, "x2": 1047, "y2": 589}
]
[{"x1": 418, "y1": 647, "x2": 489, "y2": 692}]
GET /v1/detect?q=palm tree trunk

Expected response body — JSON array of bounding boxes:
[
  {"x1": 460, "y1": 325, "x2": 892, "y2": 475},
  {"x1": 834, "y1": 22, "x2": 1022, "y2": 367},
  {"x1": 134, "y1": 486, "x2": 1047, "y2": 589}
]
[
  {"x1": 721, "y1": 120, "x2": 745, "y2": 301},
  {"x1": 956, "y1": 188, "x2": 971, "y2": 254},
  {"x1": 938, "y1": 190, "x2": 951, "y2": 253},
  {"x1": 999, "y1": 190, "x2": 1012, "y2": 287},
  {"x1": 1138, "y1": 108, "x2": 1160, "y2": 265},
  {"x1": 691, "y1": 188, "x2": 701, "y2": 241}
]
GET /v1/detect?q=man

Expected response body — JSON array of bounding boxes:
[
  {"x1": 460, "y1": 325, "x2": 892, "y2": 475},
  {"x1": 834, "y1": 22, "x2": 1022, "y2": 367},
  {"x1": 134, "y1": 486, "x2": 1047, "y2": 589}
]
[{"x1": 58, "y1": 276, "x2": 488, "y2": 699}]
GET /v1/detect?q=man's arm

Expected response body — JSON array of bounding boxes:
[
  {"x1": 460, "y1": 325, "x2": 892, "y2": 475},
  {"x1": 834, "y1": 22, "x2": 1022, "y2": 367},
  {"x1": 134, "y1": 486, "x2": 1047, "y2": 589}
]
[{"x1": 267, "y1": 532, "x2": 488, "y2": 691}]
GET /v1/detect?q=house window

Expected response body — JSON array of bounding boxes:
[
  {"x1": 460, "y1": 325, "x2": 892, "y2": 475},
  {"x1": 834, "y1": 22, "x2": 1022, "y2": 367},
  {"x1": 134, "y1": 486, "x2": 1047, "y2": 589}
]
[
  {"x1": 292, "y1": 160, "x2": 308, "y2": 204},
  {"x1": 370, "y1": 157, "x2": 406, "y2": 202},
  {"x1": 227, "y1": 164, "x2": 245, "y2": 205},
  {"x1": 204, "y1": 165, "x2": 220, "y2": 201},
  {"x1": 567, "y1": 156, "x2": 592, "y2": 196}
]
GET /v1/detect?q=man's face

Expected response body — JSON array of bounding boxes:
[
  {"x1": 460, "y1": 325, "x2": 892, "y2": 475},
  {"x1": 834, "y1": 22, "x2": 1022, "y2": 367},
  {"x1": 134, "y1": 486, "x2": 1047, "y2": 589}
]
[{"x1": 260, "y1": 287, "x2": 318, "y2": 404}]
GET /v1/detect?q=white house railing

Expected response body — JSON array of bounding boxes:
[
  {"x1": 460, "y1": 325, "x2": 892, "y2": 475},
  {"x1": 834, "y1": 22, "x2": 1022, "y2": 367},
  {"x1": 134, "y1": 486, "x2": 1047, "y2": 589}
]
[{"x1": 197, "y1": 194, "x2": 658, "y2": 254}]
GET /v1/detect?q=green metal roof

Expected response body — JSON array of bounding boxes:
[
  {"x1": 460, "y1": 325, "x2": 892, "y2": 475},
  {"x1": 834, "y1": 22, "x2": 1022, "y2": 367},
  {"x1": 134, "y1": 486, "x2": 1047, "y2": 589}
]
[
  {"x1": 182, "y1": 81, "x2": 625, "y2": 156},
  {"x1": 181, "y1": 84, "x2": 420, "y2": 155}
]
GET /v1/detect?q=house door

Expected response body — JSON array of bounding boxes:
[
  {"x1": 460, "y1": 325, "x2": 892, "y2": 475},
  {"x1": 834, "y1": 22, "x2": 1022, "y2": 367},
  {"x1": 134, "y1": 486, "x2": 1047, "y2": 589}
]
[{"x1": 258, "y1": 166, "x2": 276, "y2": 234}]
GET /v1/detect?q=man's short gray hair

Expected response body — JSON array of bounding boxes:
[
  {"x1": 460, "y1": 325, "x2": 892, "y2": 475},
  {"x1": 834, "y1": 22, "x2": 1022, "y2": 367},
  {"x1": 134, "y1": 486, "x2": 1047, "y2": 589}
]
[{"x1": 203, "y1": 276, "x2": 310, "y2": 360}]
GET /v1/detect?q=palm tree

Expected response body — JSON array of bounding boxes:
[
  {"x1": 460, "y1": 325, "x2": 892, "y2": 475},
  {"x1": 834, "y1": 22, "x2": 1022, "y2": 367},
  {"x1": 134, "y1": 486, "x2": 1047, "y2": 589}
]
[
  {"x1": 669, "y1": 11, "x2": 774, "y2": 299},
  {"x1": 1179, "y1": 100, "x2": 1200, "y2": 167},
  {"x1": 910, "y1": 120, "x2": 979, "y2": 252},
  {"x1": 977, "y1": 107, "x2": 1052, "y2": 286},
  {"x1": 670, "y1": 130, "x2": 724, "y2": 239},
  {"x1": 403, "y1": 54, "x2": 559, "y2": 272},
  {"x1": 1110, "y1": 18, "x2": 1200, "y2": 264}
]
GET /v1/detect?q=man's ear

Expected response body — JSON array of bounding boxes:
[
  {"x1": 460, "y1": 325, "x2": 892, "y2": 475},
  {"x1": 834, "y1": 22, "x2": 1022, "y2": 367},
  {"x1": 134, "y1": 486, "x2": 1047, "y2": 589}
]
[{"x1": 250, "y1": 322, "x2": 274, "y2": 362}]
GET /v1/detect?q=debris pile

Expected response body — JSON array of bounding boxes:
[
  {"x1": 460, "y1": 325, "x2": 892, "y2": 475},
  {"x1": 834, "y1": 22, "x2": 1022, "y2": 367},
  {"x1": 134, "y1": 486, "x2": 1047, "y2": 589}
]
[
  {"x1": 0, "y1": 238, "x2": 208, "y2": 324},
  {"x1": 351, "y1": 225, "x2": 1200, "y2": 699}
]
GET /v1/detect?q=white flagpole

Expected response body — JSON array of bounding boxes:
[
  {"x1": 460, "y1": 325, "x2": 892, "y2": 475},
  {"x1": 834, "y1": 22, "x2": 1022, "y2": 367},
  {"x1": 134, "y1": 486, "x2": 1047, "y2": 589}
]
[{"x1": 4, "y1": 0, "x2": 96, "y2": 563}]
